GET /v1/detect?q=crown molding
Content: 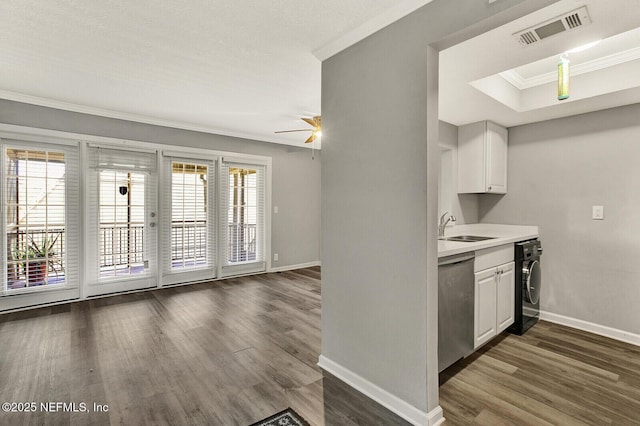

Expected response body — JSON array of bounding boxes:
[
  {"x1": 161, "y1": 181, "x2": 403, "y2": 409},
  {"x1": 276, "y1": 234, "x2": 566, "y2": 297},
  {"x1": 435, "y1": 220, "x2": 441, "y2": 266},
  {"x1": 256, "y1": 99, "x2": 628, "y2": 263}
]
[
  {"x1": 499, "y1": 46, "x2": 640, "y2": 90},
  {"x1": 0, "y1": 90, "x2": 320, "y2": 150},
  {"x1": 498, "y1": 69, "x2": 528, "y2": 89},
  {"x1": 312, "y1": 0, "x2": 433, "y2": 61}
]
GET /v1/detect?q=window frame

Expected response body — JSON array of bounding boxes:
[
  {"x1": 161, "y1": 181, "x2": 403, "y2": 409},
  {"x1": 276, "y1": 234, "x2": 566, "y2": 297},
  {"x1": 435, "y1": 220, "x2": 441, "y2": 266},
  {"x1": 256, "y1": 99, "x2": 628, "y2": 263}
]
[
  {"x1": 161, "y1": 153, "x2": 217, "y2": 286},
  {"x1": 219, "y1": 158, "x2": 269, "y2": 278},
  {"x1": 84, "y1": 145, "x2": 159, "y2": 296},
  {"x1": 0, "y1": 137, "x2": 81, "y2": 310},
  {"x1": 0, "y1": 125, "x2": 272, "y2": 313}
]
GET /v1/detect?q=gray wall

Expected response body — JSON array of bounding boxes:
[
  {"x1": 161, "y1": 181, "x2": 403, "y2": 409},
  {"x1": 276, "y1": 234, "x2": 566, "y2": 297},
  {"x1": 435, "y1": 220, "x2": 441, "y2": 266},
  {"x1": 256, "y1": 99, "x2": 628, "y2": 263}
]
[
  {"x1": 321, "y1": 0, "x2": 561, "y2": 415},
  {"x1": 439, "y1": 120, "x2": 479, "y2": 224},
  {"x1": 0, "y1": 99, "x2": 321, "y2": 270},
  {"x1": 479, "y1": 103, "x2": 640, "y2": 335}
]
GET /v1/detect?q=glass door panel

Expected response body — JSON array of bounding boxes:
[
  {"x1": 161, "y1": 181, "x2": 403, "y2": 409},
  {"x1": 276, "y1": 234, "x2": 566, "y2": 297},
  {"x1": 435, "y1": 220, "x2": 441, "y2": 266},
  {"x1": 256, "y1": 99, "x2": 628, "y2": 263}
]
[
  {"x1": 4, "y1": 149, "x2": 67, "y2": 290},
  {"x1": 162, "y1": 157, "x2": 215, "y2": 285},
  {"x1": 99, "y1": 170, "x2": 147, "y2": 278},
  {"x1": 220, "y1": 162, "x2": 265, "y2": 277},
  {"x1": 85, "y1": 147, "x2": 157, "y2": 296},
  {"x1": 171, "y1": 163, "x2": 207, "y2": 270},
  {"x1": 1, "y1": 142, "x2": 80, "y2": 312}
]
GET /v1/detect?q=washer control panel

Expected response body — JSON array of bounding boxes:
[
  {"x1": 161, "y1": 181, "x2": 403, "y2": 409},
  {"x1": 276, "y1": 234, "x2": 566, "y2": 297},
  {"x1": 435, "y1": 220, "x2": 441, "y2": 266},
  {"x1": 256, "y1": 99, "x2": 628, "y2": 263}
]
[{"x1": 516, "y1": 240, "x2": 542, "y2": 260}]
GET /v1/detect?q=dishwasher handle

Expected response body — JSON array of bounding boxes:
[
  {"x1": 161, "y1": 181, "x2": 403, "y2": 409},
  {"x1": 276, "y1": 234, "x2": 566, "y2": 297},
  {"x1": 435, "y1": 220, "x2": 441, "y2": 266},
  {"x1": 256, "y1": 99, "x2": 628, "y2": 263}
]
[{"x1": 438, "y1": 252, "x2": 475, "y2": 266}]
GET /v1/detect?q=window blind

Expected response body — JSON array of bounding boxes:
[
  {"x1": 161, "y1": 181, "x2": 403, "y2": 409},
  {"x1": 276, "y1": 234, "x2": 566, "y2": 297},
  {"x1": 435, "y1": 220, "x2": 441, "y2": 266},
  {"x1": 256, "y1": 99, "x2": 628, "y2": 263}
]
[
  {"x1": 161, "y1": 155, "x2": 216, "y2": 284},
  {"x1": 0, "y1": 139, "x2": 80, "y2": 308},
  {"x1": 220, "y1": 161, "x2": 265, "y2": 276},
  {"x1": 85, "y1": 147, "x2": 157, "y2": 285}
]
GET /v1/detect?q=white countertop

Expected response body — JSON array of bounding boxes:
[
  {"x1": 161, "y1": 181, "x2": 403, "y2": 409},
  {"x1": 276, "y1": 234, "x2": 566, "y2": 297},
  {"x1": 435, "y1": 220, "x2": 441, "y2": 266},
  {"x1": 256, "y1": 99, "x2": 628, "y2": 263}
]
[{"x1": 438, "y1": 223, "x2": 539, "y2": 258}]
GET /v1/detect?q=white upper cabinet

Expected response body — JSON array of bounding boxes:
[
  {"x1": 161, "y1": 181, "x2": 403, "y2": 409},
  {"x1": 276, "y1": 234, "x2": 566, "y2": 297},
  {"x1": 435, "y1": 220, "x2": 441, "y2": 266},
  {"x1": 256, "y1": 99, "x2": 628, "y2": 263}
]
[{"x1": 457, "y1": 121, "x2": 508, "y2": 194}]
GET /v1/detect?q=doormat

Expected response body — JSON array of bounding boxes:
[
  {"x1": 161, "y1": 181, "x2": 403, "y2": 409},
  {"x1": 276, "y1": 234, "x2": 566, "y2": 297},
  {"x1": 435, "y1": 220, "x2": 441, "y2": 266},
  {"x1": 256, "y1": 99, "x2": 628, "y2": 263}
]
[{"x1": 249, "y1": 407, "x2": 310, "y2": 426}]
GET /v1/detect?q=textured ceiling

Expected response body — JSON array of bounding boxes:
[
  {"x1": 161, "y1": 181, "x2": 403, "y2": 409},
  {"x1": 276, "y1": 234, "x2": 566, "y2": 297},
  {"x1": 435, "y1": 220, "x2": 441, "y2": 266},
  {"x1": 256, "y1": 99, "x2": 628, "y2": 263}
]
[{"x1": 1, "y1": 0, "x2": 423, "y2": 146}]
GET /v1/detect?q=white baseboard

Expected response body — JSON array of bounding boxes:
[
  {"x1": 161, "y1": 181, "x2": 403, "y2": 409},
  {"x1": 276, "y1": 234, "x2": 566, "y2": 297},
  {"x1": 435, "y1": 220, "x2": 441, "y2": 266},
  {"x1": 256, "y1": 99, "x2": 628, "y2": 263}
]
[
  {"x1": 540, "y1": 310, "x2": 640, "y2": 347},
  {"x1": 268, "y1": 261, "x2": 320, "y2": 273},
  {"x1": 318, "y1": 355, "x2": 444, "y2": 426}
]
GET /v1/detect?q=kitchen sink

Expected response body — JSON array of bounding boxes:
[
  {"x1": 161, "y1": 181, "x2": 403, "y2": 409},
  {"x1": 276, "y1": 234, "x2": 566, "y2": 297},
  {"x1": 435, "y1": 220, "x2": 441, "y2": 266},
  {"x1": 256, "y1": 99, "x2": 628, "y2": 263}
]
[{"x1": 441, "y1": 235, "x2": 496, "y2": 242}]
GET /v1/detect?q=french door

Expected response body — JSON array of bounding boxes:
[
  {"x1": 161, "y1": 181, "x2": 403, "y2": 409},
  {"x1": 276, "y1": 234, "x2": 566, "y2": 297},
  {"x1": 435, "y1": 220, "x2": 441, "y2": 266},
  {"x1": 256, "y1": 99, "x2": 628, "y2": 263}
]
[
  {"x1": 220, "y1": 160, "x2": 266, "y2": 277},
  {"x1": 85, "y1": 146, "x2": 158, "y2": 296},
  {"x1": 0, "y1": 128, "x2": 271, "y2": 313},
  {"x1": 161, "y1": 155, "x2": 266, "y2": 282},
  {"x1": 0, "y1": 140, "x2": 81, "y2": 311},
  {"x1": 161, "y1": 153, "x2": 216, "y2": 285}
]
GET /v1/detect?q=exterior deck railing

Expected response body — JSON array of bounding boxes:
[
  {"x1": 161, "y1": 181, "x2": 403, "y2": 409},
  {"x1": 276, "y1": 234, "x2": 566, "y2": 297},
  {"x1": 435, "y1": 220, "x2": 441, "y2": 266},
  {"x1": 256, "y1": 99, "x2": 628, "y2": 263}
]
[{"x1": 7, "y1": 222, "x2": 258, "y2": 289}]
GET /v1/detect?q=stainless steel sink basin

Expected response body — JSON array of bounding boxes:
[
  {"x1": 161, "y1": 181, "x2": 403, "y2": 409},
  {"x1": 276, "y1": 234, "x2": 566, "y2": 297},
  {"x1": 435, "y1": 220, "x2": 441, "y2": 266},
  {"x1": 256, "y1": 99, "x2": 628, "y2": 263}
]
[{"x1": 441, "y1": 235, "x2": 496, "y2": 242}]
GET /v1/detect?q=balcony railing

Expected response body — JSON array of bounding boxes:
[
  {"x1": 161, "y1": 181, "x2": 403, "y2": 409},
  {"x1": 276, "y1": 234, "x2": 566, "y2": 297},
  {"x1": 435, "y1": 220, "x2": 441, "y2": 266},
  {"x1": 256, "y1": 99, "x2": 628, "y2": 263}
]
[
  {"x1": 99, "y1": 222, "x2": 257, "y2": 266},
  {"x1": 7, "y1": 222, "x2": 258, "y2": 289},
  {"x1": 99, "y1": 224, "x2": 144, "y2": 268},
  {"x1": 227, "y1": 223, "x2": 257, "y2": 263},
  {"x1": 171, "y1": 221, "x2": 206, "y2": 263}
]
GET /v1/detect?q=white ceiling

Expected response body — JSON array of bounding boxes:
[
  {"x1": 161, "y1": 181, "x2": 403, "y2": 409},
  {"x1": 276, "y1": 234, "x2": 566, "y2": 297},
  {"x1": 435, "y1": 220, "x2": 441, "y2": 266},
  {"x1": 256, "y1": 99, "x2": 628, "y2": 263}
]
[
  {"x1": 440, "y1": 0, "x2": 640, "y2": 128},
  {"x1": 5, "y1": 1, "x2": 639, "y2": 145},
  {"x1": 0, "y1": 0, "x2": 431, "y2": 148}
]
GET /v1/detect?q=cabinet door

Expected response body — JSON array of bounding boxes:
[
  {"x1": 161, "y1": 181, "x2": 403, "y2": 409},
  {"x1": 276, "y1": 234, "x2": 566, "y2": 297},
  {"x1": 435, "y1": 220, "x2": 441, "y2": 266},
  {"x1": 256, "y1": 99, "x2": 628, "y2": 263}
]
[
  {"x1": 496, "y1": 262, "x2": 515, "y2": 334},
  {"x1": 475, "y1": 267, "x2": 497, "y2": 349},
  {"x1": 457, "y1": 121, "x2": 486, "y2": 193},
  {"x1": 486, "y1": 122, "x2": 507, "y2": 194}
]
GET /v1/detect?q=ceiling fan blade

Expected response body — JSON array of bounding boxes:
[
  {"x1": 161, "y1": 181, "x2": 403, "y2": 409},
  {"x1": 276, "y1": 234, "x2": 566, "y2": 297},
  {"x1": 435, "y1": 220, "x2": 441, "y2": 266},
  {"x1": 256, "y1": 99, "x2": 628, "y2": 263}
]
[
  {"x1": 274, "y1": 129, "x2": 312, "y2": 133},
  {"x1": 301, "y1": 117, "x2": 317, "y2": 127},
  {"x1": 305, "y1": 134, "x2": 316, "y2": 143}
]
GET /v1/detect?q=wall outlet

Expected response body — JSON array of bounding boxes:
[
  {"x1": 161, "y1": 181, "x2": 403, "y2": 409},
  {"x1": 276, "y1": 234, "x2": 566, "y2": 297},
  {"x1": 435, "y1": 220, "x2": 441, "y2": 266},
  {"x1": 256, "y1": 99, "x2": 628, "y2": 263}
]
[
  {"x1": 274, "y1": 206, "x2": 279, "y2": 214},
  {"x1": 592, "y1": 205, "x2": 604, "y2": 220},
  {"x1": 273, "y1": 253, "x2": 279, "y2": 261}
]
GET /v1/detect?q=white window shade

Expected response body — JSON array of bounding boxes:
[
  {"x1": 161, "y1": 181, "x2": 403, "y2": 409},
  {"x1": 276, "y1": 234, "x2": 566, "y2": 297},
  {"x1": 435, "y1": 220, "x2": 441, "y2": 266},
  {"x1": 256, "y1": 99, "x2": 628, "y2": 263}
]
[{"x1": 94, "y1": 147, "x2": 157, "y2": 172}]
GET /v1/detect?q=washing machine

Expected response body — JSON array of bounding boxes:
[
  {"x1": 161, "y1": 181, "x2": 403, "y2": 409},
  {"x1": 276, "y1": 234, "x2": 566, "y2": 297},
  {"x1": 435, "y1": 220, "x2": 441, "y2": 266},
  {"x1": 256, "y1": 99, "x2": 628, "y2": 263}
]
[{"x1": 508, "y1": 239, "x2": 542, "y2": 335}]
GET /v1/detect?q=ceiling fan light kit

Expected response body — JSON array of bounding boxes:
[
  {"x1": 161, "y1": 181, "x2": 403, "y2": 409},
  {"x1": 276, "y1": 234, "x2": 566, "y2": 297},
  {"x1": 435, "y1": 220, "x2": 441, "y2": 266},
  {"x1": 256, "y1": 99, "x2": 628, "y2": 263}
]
[{"x1": 275, "y1": 116, "x2": 322, "y2": 143}]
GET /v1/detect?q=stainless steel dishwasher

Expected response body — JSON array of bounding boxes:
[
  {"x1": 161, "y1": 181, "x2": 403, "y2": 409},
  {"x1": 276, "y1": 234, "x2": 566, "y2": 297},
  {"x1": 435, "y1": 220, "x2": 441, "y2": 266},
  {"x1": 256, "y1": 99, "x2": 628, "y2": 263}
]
[{"x1": 438, "y1": 252, "x2": 475, "y2": 373}]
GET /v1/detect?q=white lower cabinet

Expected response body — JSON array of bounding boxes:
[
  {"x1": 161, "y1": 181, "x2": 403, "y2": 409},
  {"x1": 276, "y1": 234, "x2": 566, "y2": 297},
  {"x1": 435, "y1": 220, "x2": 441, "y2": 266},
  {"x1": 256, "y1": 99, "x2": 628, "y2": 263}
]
[
  {"x1": 496, "y1": 262, "x2": 515, "y2": 334},
  {"x1": 474, "y1": 244, "x2": 515, "y2": 349},
  {"x1": 474, "y1": 267, "x2": 498, "y2": 348}
]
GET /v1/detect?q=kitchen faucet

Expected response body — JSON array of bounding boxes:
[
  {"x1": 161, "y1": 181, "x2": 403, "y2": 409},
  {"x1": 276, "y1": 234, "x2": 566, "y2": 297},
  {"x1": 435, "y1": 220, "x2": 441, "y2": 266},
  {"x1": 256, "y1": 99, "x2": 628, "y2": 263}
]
[{"x1": 438, "y1": 212, "x2": 456, "y2": 238}]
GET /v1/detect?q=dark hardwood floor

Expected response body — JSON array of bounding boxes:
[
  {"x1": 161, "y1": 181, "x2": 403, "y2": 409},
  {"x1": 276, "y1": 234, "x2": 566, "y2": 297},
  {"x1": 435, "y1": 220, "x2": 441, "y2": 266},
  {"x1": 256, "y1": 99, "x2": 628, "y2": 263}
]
[
  {"x1": 1, "y1": 268, "x2": 640, "y2": 425},
  {"x1": 440, "y1": 321, "x2": 640, "y2": 425},
  {"x1": 0, "y1": 268, "x2": 407, "y2": 426}
]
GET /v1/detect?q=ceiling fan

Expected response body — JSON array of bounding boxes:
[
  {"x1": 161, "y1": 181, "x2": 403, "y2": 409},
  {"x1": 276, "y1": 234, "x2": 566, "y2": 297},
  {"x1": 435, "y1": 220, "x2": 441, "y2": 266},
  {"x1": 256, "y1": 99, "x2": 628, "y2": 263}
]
[{"x1": 275, "y1": 116, "x2": 322, "y2": 143}]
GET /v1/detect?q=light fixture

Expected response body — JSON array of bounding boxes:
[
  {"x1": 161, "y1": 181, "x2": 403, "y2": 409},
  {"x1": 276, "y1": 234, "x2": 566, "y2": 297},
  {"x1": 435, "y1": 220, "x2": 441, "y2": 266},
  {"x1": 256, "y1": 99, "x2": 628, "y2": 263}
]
[
  {"x1": 565, "y1": 39, "x2": 601, "y2": 54},
  {"x1": 557, "y1": 40, "x2": 600, "y2": 101},
  {"x1": 558, "y1": 54, "x2": 570, "y2": 101}
]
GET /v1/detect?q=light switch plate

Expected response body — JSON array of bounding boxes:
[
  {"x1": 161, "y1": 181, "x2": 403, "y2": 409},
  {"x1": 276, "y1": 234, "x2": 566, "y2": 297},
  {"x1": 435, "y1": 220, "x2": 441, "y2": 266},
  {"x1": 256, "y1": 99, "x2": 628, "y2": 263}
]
[
  {"x1": 592, "y1": 205, "x2": 604, "y2": 220},
  {"x1": 274, "y1": 206, "x2": 279, "y2": 214}
]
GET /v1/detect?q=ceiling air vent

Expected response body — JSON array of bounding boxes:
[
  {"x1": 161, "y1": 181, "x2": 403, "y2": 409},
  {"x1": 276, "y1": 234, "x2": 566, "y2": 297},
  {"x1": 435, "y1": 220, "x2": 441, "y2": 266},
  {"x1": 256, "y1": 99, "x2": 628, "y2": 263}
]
[{"x1": 513, "y1": 6, "x2": 591, "y2": 47}]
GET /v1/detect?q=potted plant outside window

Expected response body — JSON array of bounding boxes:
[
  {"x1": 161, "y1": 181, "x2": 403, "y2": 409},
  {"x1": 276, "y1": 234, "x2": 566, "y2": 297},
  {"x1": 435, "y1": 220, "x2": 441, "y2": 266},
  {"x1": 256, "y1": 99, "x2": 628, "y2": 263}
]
[{"x1": 15, "y1": 235, "x2": 59, "y2": 285}]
